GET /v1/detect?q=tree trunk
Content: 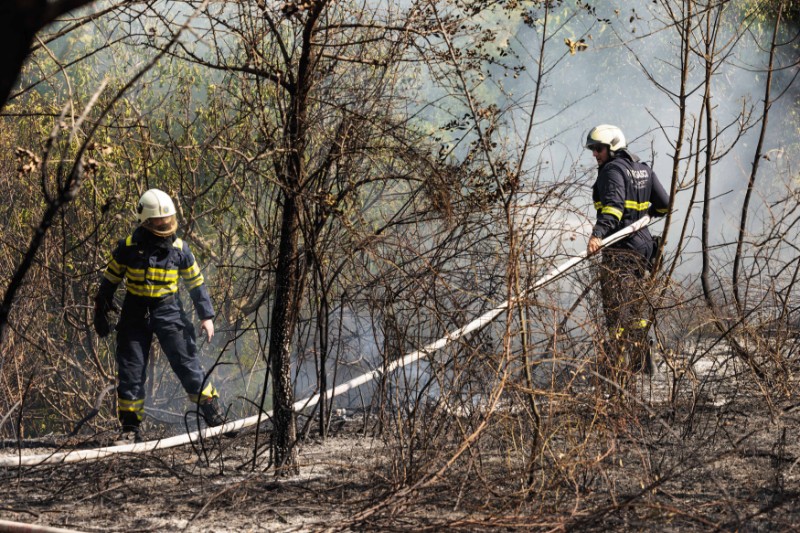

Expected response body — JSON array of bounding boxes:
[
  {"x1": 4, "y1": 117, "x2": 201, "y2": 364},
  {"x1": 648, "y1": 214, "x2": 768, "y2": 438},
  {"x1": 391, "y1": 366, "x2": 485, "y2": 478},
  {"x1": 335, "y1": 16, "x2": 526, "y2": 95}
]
[
  {"x1": 263, "y1": 1, "x2": 325, "y2": 475},
  {"x1": 268, "y1": 191, "x2": 300, "y2": 474}
]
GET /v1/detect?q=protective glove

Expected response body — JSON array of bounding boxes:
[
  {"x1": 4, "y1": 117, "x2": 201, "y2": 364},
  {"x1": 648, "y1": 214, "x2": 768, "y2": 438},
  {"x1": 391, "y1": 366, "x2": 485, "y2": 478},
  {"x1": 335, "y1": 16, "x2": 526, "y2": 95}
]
[{"x1": 93, "y1": 299, "x2": 118, "y2": 338}]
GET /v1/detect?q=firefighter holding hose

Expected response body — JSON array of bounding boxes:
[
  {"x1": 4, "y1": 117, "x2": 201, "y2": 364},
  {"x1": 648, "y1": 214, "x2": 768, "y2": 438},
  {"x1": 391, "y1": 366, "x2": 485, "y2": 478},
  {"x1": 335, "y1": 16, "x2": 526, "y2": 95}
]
[{"x1": 585, "y1": 125, "x2": 670, "y2": 383}]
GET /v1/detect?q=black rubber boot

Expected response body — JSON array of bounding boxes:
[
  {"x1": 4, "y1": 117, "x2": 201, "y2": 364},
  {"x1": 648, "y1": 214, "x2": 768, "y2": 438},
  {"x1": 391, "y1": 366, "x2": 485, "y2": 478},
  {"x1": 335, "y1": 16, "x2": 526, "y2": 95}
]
[
  {"x1": 115, "y1": 411, "x2": 144, "y2": 445},
  {"x1": 115, "y1": 426, "x2": 143, "y2": 445},
  {"x1": 200, "y1": 397, "x2": 225, "y2": 426},
  {"x1": 199, "y1": 398, "x2": 237, "y2": 437}
]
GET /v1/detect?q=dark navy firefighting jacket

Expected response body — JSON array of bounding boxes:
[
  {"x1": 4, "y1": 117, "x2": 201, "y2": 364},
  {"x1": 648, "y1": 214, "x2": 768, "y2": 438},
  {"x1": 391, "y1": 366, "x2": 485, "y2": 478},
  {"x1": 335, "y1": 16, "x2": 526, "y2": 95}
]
[
  {"x1": 96, "y1": 227, "x2": 215, "y2": 320},
  {"x1": 592, "y1": 149, "x2": 670, "y2": 259}
]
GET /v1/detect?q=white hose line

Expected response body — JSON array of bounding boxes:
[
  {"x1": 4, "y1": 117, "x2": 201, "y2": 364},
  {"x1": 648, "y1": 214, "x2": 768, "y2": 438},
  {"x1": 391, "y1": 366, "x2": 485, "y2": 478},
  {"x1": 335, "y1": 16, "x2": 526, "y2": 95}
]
[
  {"x1": 0, "y1": 519, "x2": 85, "y2": 533},
  {"x1": 0, "y1": 217, "x2": 651, "y2": 468}
]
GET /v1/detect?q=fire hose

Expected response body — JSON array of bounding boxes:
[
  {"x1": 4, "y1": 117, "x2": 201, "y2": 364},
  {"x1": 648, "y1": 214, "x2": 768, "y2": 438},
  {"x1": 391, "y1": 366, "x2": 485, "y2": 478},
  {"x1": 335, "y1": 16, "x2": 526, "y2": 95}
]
[{"x1": 0, "y1": 216, "x2": 652, "y2": 467}]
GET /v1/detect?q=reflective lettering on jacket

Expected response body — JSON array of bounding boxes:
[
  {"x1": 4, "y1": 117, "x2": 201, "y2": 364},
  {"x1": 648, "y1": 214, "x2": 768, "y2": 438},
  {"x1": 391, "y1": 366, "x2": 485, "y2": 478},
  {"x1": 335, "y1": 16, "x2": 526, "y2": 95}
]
[{"x1": 591, "y1": 150, "x2": 671, "y2": 253}]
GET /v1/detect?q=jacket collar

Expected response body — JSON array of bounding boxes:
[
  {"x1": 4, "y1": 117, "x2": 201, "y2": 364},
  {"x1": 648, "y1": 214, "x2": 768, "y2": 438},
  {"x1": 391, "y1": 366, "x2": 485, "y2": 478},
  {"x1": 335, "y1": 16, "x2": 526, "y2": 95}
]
[{"x1": 133, "y1": 226, "x2": 175, "y2": 249}]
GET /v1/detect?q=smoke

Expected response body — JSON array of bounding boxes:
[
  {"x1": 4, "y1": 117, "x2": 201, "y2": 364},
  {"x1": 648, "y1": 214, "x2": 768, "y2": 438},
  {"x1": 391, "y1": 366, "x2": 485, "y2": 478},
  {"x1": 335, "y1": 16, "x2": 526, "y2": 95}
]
[
  {"x1": 483, "y1": 0, "x2": 800, "y2": 275},
  {"x1": 8, "y1": 0, "x2": 796, "y2": 432}
]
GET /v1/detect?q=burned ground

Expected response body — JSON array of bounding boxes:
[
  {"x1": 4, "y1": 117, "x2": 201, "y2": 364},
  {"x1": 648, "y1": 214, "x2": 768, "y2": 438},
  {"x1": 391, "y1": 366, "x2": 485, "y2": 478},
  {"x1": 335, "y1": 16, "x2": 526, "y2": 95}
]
[{"x1": 2, "y1": 344, "x2": 799, "y2": 532}]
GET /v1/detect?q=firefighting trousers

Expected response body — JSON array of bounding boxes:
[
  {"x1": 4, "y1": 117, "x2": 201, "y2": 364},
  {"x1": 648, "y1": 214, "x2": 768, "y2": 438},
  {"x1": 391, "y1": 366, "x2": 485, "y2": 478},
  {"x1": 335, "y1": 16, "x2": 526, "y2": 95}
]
[
  {"x1": 599, "y1": 249, "x2": 652, "y2": 374},
  {"x1": 115, "y1": 296, "x2": 216, "y2": 425}
]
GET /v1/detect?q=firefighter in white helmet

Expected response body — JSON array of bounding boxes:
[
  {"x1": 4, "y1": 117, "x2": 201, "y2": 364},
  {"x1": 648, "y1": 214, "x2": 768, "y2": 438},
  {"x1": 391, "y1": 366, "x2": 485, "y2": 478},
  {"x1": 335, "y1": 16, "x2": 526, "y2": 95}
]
[
  {"x1": 585, "y1": 125, "x2": 670, "y2": 381},
  {"x1": 94, "y1": 189, "x2": 229, "y2": 443}
]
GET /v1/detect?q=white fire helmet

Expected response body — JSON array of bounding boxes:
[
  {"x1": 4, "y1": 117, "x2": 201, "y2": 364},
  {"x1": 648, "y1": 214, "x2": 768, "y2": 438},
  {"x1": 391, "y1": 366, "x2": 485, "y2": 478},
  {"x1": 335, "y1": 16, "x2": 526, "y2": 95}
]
[
  {"x1": 136, "y1": 189, "x2": 176, "y2": 223},
  {"x1": 136, "y1": 189, "x2": 178, "y2": 237},
  {"x1": 585, "y1": 124, "x2": 626, "y2": 152}
]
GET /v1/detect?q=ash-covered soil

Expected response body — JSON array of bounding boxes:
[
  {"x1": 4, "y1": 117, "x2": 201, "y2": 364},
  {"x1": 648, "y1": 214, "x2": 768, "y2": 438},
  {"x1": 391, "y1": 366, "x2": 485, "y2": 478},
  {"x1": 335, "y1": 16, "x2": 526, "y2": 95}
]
[
  {"x1": 0, "y1": 418, "x2": 385, "y2": 532},
  {"x1": 1, "y1": 348, "x2": 799, "y2": 532}
]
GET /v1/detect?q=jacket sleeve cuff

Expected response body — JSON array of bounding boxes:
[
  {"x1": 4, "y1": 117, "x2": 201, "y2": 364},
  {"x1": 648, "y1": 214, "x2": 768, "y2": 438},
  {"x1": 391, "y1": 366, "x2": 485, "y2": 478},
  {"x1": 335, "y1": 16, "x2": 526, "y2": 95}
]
[{"x1": 592, "y1": 223, "x2": 613, "y2": 239}]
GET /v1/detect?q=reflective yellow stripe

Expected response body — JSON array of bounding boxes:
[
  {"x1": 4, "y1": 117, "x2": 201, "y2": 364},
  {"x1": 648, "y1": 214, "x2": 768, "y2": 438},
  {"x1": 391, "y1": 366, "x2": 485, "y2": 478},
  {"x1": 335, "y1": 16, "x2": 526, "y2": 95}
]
[
  {"x1": 105, "y1": 257, "x2": 126, "y2": 283},
  {"x1": 655, "y1": 207, "x2": 669, "y2": 214},
  {"x1": 200, "y1": 383, "x2": 218, "y2": 399},
  {"x1": 188, "y1": 383, "x2": 218, "y2": 403},
  {"x1": 125, "y1": 235, "x2": 135, "y2": 246},
  {"x1": 118, "y1": 397, "x2": 144, "y2": 421},
  {"x1": 125, "y1": 269, "x2": 145, "y2": 282},
  {"x1": 624, "y1": 200, "x2": 650, "y2": 211},
  {"x1": 118, "y1": 398, "x2": 144, "y2": 412},
  {"x1": 600, "y1": 206, "x2": 623, "y2": 220},
  {"x1": 108, "y1": 258, "x2": 126, "y2": 276},
  {"x1": 118, "y1": 398, "x2": 144, "y2": 407},
  {"x1": 118, "y1": 405, "x2": 143, "y2": 412},
  {"x1": 126, "y1": 282, "x2": 179, "y2": 298},
  {"x1": 185, "y1": 273, "x2": 205, "y2": 290},
  {"x1": 148, "y1": 273, "x2": 179, "y2": 282},
  {"x1": 173, "y1": 238, "x2": 183, "y2": 249},
  {"x1": 597, "y1": 200, "x2": 651, "y2": 217},
  {"x1": 104, "y1": 270, "x2": 123, "y2": 283},
  {"x1": 180, "y1": 263, "x2": 201, "y2": 278},
  {"x1": 181, "y1": 261, "x2": 204, "y2": 290},
  {"x1": 126, "y1": 267, "x2": 179, "y2": 284},
  {"x1": 147, "y1": 267, "x2": 179, "y2": 282}
]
